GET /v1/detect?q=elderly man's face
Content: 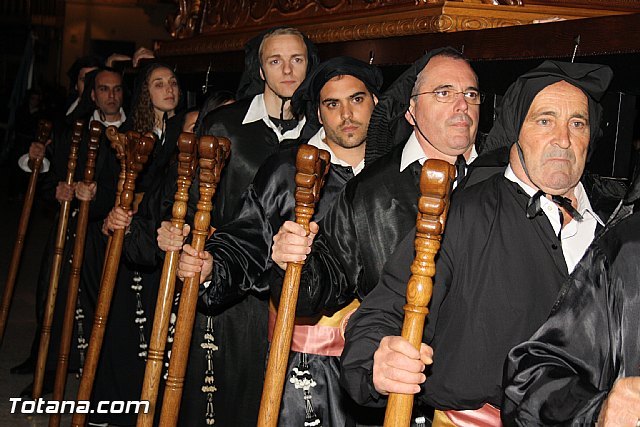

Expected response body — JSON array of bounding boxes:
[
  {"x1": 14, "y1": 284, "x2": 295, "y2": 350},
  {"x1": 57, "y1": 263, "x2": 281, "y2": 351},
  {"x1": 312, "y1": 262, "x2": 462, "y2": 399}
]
[
  {"x1": 516, "y1": 80, "x2": 590, "y2": 197},
  {"x1": 406, "y1": 56, "x2": 479, "y2": 160}
]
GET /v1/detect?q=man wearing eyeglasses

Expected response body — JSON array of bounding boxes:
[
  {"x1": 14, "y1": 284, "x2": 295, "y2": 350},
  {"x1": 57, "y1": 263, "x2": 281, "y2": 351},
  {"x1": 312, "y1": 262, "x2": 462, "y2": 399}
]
[
  {"x1": 267, "y1": 48, "x2": 503, "y2": 424},
  {"x1": 341, "y1": 60, "x2": 627, "y2": 425}
]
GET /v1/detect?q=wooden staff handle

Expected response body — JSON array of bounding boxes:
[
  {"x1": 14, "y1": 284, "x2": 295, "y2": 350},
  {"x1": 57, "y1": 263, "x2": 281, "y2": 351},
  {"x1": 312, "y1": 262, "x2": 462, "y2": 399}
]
[
  {"x1": 71, "y1": 130, "x2": 156, "y2": 427},
  {"x1": 101, "y1": 127, "x2": 128, "y2": 281},
  {"x1": 0, "y1": 119, "x2": 53, "y2": 344},
  {"x1": 33, "y1": 119, "x2": 84, "y2": 399},
  {"x1": 158, "y1": 135, "x2": 230, "y2": 427},
  {"x1": 137, "y1": 132, "x2": 198, "y2": 427},
  {"x1": 383, "y1": 159, "x2": 455, "y2": 427},
  {"x1": 257, "y1": 144, "x2": 331, "y2": 427},
  {"x1": 49, "y1": 121, "x2": 101, "y2": 427}
]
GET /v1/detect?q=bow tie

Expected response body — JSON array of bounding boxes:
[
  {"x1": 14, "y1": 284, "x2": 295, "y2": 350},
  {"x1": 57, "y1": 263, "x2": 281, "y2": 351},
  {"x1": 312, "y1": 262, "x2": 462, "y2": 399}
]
[{"x1": 526, "y1": 189, "x2": 584, "y2": 222}]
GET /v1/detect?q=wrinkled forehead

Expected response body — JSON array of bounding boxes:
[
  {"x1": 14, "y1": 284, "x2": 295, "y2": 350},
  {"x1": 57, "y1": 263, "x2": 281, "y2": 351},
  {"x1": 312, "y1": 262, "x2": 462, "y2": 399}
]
[{"x1": 526, "y1": 80, "x2": 589, "y2": 117}]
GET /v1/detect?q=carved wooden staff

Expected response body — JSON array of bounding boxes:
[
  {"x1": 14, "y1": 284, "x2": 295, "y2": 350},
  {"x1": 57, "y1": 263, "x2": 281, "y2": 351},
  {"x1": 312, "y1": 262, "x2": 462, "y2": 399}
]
[
  {"x1": 49, "y1": 121, "x2": 101, "y2": 427},
  {"x1": 33, "y1": 119, "x2": 84, "y2": 399},
  {"x1": 137, "y1": 132, "x2": 198, "y2": 427},
  {"x1": 100, "y1": 130, "x2": 128, "y2": 282},
  {"x1": 71, "y1": 130, "x2": 156, "y2": 427},
  {"x1": 383, "y1": 159, "x2": 455, "y2": 427},
  {"x1": 0, "y1": 119, "x2": 53, "y2": 343},
  {"x1": 257, "y1": 144, "x2": 331, "y2": 427},
  {"x1": 158, "y1": 135, "x2": 230, "y2": 427}
]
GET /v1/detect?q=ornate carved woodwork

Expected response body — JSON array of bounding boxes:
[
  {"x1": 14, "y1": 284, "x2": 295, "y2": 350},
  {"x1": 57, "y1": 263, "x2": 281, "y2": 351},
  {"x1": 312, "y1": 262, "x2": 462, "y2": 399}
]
[{"x1": 159, "y1": 0, "x2": 638, "y2": 62}]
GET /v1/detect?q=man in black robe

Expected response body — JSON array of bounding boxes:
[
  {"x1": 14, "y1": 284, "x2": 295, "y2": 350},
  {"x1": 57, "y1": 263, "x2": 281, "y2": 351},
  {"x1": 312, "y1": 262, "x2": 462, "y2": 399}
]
[
  {"x1": 175, "y1": 55, "x2": 383, "y2": 426},
  {"x1": 156, "y1": 26, "x2": 319, "y2": 426},
  {"x1": 340, "y1": 61, "x2": 627, "y2": 424},
  {"x1": 502, "y1": 173, "x2": 640, "y2": 424},
  {"x1": 15, "y1": 67, "x2": 126, "y2": 397},
  {"x1": 269, "y1": 47, "x2": 485, "y2": 320}
]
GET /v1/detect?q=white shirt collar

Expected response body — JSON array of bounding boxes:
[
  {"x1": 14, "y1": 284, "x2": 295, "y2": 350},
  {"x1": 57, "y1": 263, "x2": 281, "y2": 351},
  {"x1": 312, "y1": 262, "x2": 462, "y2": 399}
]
[
  {"x1": 400, "y1": 131, "x2": 478, "y2": 172},
  {"x1": 242, "y1": 94, "x2": 306, "y2": 142},
  {"x1": 504, "y1": 164, "x2": 603, "y2": 227},
  {"x1": 91, "y1": 108, "x2": 126, "y2": 128},
  {"x1": 504, "y1": 163, "x2": 602, "y2": 273},
  {"x1": 307, "y1": 128, "x2": 365, "y2": 176}
]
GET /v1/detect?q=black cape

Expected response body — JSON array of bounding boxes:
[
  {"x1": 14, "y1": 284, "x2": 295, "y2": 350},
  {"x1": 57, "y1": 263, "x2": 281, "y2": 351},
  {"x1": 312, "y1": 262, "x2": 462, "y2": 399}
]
[
  {"x1": 340, "y1": 169, "x2": 625, "y2": 411},
  {"x1": 290, "y1": 142, "x2": 506, "y2": 318},
  {"x1": 89, "y1": 114, "x2": 183, "y2": 425},
  {"x1": 191, "y1": 97, "x2": 304, "y2": 427},
  {"x1": 200, "y1": 144, "x2": 357, "y2": 425},
  {"x1": 502, "y1": 181, "x2": 640, "y2": 425}
]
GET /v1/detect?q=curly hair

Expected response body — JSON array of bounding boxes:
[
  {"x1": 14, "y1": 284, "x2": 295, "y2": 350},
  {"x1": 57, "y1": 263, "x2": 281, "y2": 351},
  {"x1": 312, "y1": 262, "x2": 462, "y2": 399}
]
[{"x1": 130, "y1": 63, "x2": 175, "y2": 133}]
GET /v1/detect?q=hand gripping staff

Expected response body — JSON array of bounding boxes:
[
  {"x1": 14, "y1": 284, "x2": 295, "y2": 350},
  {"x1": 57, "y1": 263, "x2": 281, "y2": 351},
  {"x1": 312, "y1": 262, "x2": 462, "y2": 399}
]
[
  {"x1": 49, "y1": 121, "x2": 101, "y2": 427},
  {"x1": 383, "y1": 159, "x2": 455, "y2": 427},
  {"x1": 137, "y1": 132, "x2": 198, "y2": 427},
  {"x1": 0, "y1": 119, "x2": 53, "y2": 343},
  {"x1": 71, "y1": 130, "x2": 156, "y2": 427},
  {"x1": 33, "y1": 119, "x2": 84, "y2": 400},
  {"x1": 257, "y1": 144, "x2": 331, "y2": 427},
  {"x1": 158, "y1": 135, "x2": 230, "y2": 427}
]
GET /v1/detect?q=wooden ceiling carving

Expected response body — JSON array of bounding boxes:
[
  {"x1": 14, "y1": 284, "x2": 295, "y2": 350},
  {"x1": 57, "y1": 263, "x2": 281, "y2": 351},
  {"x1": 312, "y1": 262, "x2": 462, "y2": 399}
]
[{"x1": 158, "y1": 0, "x2": 640, "y2": 70}]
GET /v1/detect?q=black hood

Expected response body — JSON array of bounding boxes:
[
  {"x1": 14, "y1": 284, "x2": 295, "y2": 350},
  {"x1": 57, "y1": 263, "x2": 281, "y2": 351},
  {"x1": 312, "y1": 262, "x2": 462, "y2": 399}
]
[
  {"x1": 291, "y1": 56, "x2": 383, "y2": 140},
  {"x1": 484, "y1": 60, "x2": 613, "y2": 158},
  {"x1": 364, "y1": 46, "x2": 465, "y2": 166},
  {"x1": 235, "y1": 26, "x2": 319, "y2": 101}
]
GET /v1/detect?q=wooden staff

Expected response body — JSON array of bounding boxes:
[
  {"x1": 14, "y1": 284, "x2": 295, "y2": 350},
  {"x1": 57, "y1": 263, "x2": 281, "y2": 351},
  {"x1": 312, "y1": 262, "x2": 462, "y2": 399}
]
[
  {"x1": 33, "y1": 119, "x2": 84, "y2": 399},
  {"x1": 158, "y1": 135, "x2": 230, "y2": 427},
  {"x1": 137, "y1": 132, "x2": 198, "y2": 427},
  {"x1": 0, "y1": 119, "x2": 53, "y2": 343},
  {"x1": 257, "y1": 144, "x2": 331, "y2": 427},
  {"x1": 49, "y1": 121, "x2": 101, "y2": 427},
  {"x1": 101, "y1": 130, "x2": 128, "y2": 281},
  {"x1": 383, "y1": 159, "x2": 455, "y2": 427},
  {"x1": 71, "y1": 130, "x2": 156, "y2": 427}
]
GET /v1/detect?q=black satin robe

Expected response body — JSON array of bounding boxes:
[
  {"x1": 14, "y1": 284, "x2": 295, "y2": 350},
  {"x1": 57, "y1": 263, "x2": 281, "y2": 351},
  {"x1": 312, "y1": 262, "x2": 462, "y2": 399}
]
[
  {"x1": 340, "y1": 172, "x2": 626, "y2": 412},
  {"x1": 201, "y1": 146, "x2": 353, "y2": 307},
  {"x1": 289, "y1": 143, "x2": 422, "y2": 317},
  {"x1": 198, "y1": 145, "x2": 356, "y2": 425},
  {"x1": 292, "y1": 144, "x2": 509, "y2": 317},
  {"x1": 89, "y1": 115, "x2": 183, "y2": 426},
  {"x1": 192, "y1": 98, "x2": 302, "y2": 427},
  {"x1": 31, "y1": 120, "x2": 98, "y2": 371},
  {"x1": 502, "y1": 195, "x2": 640, "y2": 425}
]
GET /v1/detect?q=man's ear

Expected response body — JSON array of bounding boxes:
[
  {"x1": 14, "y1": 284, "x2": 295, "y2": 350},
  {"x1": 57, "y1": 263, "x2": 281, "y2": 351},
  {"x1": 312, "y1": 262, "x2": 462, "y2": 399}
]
[
  {"x1": 259, "y1": 66, "x2": 265, "y2": 81},
  {"x1": 405, "y1": 99, "x2": 416, "y2": 125},
  {"x1": 317, "y1": 107, "x2": 323, "y2": 125},
  {"x1": 373, "y1": 94, "x2": 379, "y2": 106},
  {"x1": 91, "y1": 89, "x2": 96, "y2": 103}
]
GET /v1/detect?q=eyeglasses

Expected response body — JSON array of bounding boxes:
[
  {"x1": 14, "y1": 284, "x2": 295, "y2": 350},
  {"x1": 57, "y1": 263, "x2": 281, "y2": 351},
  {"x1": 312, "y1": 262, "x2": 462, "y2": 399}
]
[{"x1": 411, "y1": 89, "x2": 485, "y2": 105}]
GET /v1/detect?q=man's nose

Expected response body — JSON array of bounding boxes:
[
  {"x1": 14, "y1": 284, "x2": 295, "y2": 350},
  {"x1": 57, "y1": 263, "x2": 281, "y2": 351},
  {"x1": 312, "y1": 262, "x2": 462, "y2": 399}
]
[
  {"x1": 283, "y1": 61, "x2": 293, "y2": 74},
  {"x1": 452, "y1": 92, "x2": 469, "y2": 113},
  {"x1": 341, "y1": 104, "x2": 353, "y2": 120},
  {"x1": 553, "y1": 124, "x2": 572, "y2": 149}
]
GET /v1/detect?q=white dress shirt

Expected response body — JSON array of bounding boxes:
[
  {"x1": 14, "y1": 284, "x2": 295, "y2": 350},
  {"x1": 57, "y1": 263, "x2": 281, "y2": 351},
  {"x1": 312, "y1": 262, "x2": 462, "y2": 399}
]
[
  {"x1": 242, "y1": 94, "x2": 306, "y2": 142},
  {"x1": 504, "y1": 165, "x2": 602, "y2": 273}
]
